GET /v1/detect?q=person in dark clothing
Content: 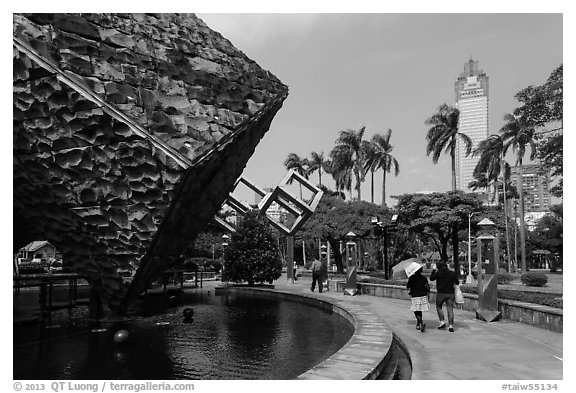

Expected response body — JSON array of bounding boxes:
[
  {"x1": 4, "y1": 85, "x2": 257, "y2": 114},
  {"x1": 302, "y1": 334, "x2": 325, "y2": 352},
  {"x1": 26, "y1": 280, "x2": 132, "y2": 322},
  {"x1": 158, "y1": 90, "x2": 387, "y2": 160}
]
[
  {"x1": 310, "y1": 260, "x2": 324, "y2": 293},
  {"x1": 430, "y1": 261, "x2": 460, "y2": 332},
  {"x1": 406, "y1": 263, "x2": 430, "y2": 332}
]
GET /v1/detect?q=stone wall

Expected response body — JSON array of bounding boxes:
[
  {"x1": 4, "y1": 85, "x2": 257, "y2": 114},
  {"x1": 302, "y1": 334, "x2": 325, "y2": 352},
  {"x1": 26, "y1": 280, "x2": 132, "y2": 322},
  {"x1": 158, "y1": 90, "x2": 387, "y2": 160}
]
[{"x1": 13, "y1": 13, "x2": 288, "y2": 311}]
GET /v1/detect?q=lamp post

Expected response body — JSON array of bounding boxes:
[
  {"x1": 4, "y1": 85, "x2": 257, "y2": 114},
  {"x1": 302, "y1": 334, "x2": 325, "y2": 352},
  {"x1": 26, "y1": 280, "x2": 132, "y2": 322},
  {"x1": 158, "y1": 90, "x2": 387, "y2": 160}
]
[
  {"x1": 467, "y1": 212, "x2": 476, "y2": 284},
  {"x1": 344, "y1": 231, "x2": 358, "y2": 296},
  {"x1": 221, "y1": 234, "x2": 230, "y2": 282},
  {"x1": 371, "y1": 215, "x2": 398, "y2": 280}
]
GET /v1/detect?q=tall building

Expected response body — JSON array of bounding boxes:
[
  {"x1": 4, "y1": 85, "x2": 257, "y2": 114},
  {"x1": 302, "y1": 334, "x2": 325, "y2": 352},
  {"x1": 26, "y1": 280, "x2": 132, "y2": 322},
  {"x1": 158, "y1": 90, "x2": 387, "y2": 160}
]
[
  {"x1": 455, "y1": 58, "x2": 490, "y2": 192},
  {"x1": 511, "y1": 164, "x2": 551, "y2": 214}
]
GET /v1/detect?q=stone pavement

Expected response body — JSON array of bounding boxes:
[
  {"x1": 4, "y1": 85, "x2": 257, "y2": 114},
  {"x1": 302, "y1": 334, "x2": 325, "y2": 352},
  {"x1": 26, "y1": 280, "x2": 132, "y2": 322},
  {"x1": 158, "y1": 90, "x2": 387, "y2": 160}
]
[{"x1": 271, "y1": 276, "x2": 563, "y2": 380}]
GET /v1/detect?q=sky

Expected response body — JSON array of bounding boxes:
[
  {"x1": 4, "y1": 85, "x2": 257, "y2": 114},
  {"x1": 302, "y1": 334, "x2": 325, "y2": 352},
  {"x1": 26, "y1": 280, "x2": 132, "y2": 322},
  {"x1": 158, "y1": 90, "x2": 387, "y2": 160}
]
[{"x1": 196, "y1": 12, "x2": 563, "y2": 206}]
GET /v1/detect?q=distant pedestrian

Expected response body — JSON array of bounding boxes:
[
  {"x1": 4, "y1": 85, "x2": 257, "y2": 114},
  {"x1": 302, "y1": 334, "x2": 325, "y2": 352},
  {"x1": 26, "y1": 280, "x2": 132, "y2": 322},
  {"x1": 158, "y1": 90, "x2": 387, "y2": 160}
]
[
  {"x1": 310, "y1": 259, "x2": 323, "y2": 293},
  {"x1": 430, "y1": 261, "x2": 460, "y2": 332},
  {"x1": 405, "y1": 262, "x2": 430, "y2": 332},
  {"x1": 293, "y1": 261, "x2": 298, "y2": 281}
]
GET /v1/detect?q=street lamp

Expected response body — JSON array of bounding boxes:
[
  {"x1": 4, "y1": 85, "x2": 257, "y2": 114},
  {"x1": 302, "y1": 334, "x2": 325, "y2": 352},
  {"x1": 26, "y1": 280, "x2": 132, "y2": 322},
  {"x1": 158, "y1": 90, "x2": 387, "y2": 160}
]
[
  {"x1": 467, "y1": 212, "x2": 476, "y2": 284},
  {"x1": 221, "y1": 234, "x2": 230, "y2": 282},
  {"x1": 371, "y1": 215, "x2": 398, "y2": 279}
]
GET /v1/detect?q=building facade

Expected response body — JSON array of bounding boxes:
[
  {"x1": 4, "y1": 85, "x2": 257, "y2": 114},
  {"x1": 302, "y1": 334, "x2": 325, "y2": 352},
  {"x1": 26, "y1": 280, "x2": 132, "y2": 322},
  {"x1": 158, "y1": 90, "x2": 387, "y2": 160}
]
[
  {"x1": 455, "y1": 58, "x2": 490, "y2": 192},
  {"x1": 511, "y1": 164, "x2": 551, "y2": 214}
]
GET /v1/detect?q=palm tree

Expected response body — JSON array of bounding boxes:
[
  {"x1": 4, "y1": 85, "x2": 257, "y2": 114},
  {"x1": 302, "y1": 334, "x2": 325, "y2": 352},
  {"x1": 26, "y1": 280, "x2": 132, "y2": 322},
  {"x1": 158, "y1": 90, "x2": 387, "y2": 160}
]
[
  {"x1": 307, "y1": 151, "x2": 327, "y2": 187},
  {"x1": 326, "y1": 154, "x2": 353, "y2": 200},
  {"x1": 363, "y1": 129, "x2": 400, "y2": 206},
  {"x1": 425, "y1": 104, "x2": 472, "y2": 191},
  {"x1": 500, "y1": 113, "x2": 537, "y2": 273},
  {"x1": 283, "y1": 153, "x2": 309, "y2": 199},
  {"x1": 332, "y1": 127, "x2": 366, "y2": 201},
  {"x1": 425, "y1": 104, "x2": 472, "y2": 274},
  {"x1": 473, "y1": 134, "x2": 513, "y2": 271}
]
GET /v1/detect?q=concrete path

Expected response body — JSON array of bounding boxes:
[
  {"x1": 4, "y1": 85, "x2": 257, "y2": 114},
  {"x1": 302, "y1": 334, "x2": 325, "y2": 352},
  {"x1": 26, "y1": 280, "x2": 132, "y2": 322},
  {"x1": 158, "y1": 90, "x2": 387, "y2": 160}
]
[{"x1": 272, "y1": 277, "x2": 563, "y2": 380}]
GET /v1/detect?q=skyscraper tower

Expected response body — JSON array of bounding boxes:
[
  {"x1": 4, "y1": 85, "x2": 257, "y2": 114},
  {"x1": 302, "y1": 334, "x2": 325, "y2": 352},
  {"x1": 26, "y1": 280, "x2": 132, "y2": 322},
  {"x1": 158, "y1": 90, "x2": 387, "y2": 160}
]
[{"x1": 455, "y1": 58, "x2": 490, "y2": 192}]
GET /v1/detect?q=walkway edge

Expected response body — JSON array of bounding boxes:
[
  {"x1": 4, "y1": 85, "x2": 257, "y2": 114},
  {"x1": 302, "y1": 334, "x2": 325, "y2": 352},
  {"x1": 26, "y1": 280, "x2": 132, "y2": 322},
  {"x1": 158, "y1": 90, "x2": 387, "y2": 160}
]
[{"x1": 215, "y1": 286, "x2": 397, "y2": 380}]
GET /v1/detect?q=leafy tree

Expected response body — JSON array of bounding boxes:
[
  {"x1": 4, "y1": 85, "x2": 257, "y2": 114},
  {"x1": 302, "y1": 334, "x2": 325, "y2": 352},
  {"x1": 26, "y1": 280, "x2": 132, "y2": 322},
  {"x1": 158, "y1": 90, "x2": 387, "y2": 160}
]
[
  {"x1": 223, "y1": 210, "x2": 282, "y2": 285},
  {"x1": 298, "y1": 195, "x2": 391, "y2": 273},
  {"x1": 425, "y1": 103, "x2": 472, "y2": 191},
  {"x1": 515, "y1": 65, "x2": 563, "y2": 197},
  {"x1": 363, "y1": 129, "x2": 400, "y2": 206},
  {"x1": 331, "y1": 127, "x2": 367, "y2": 201},
  {"x1": 396, "y1": 191, "x2": 482, "y2": 275},
  {"x1": 527, "y1": 204, "x2": 563, "y2": 271}
]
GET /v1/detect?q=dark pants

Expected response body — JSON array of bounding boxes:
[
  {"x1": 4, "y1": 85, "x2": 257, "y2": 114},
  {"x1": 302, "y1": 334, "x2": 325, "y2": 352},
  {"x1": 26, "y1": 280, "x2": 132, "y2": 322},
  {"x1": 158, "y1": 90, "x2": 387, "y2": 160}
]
[
  {"x1": 311, "y1": 271, "x2": 323, "y2": 293},
  {"x1": 435, "y1": 292, "x2": 455, "y2": 325}
]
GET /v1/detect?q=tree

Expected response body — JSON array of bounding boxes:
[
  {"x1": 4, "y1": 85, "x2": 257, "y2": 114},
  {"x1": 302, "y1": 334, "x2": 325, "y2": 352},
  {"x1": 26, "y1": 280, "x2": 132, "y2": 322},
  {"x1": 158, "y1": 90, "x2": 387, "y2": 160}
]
[
  {"x1": 527, "y1": 205, "x2": 562, "y2": 271},
  {"x1": 331, "y1": 127, "x2": 367, "y2": 201},
  {"x1": 425, "y1": 104, "x2": 472, "y2": 191},
  {"x1": 283, "y1": 152, "x2": 310, "y2": 199},
  {"x1": 473, "y1": 134, "x2": 513, "y2": 271},
  {"x1": 363, "y1": 129, "x2": 400, "y2": 206},
  {"x1": 500, "y1": 113, "x2": 537, "y2": 273},
  {"x1": 425, "y1": 104, "x2": 473, "y2": 272},
  {"x1": 396, "y1": 191, "x2": 483, "y2": 275},
  {"x1": 307, "y1": 151, "x2": 328, "y2": 187},
  {"x1": 298, "y1": 194, "x2": 391, "y2": 273},
  {"x1": 223, "y1": 210, "x2": 282, "y2": 285},
  {"x1": 325, "y1": 155, "x2": 352, "y2": 200},
  {"x1": 515, "y1": 65, "x2": 563, "y2": 197}
]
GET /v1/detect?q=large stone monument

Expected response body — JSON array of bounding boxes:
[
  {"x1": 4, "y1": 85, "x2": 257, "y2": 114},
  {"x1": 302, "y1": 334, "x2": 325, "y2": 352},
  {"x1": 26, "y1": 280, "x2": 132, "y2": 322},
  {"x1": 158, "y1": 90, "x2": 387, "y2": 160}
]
[{"x1": 13, "y1": 13, "x2": 288, "y2": 313}]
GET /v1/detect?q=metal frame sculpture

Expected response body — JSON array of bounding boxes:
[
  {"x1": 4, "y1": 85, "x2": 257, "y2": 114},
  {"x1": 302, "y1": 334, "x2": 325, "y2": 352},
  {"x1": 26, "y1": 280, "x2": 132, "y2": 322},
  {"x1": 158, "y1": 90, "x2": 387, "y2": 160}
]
[{"x1": 215, "y1": 170, "x2": 323, "y2": 283}]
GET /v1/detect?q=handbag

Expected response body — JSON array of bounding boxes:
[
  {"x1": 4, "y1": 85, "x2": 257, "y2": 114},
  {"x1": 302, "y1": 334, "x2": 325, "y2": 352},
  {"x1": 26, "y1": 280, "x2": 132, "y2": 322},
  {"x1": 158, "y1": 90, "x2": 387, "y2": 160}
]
[{"x1": 454, "y1": 284, "x2": 464, "y2": 304}]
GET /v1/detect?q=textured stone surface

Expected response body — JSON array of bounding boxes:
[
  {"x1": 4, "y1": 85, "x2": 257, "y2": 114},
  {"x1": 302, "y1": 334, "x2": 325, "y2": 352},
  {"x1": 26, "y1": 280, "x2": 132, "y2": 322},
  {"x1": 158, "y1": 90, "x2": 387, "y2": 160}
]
[{"x1": 13, "y1": 13, "x2": 288, "y2": 311}]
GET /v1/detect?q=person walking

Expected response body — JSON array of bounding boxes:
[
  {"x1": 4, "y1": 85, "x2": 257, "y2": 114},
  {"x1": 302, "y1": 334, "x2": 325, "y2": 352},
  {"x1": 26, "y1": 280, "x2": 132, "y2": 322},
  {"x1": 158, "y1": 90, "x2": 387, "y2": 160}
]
[
  {"x1": 310, "y1": 259, "x2": 324, "y2": 293},
  {"x1": 430, "y1": 261, "x2": 460, "y2": 332},
  {"x1": 405, "y1": 262, "x2": 430, "y2": 332}
]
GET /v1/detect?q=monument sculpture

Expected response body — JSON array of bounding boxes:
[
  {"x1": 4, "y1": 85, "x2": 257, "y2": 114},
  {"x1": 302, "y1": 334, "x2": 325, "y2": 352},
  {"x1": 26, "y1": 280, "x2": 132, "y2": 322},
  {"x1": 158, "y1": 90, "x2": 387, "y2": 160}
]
[{"x1": 13, "y1": 13, "x2": 288, "y2": 314}]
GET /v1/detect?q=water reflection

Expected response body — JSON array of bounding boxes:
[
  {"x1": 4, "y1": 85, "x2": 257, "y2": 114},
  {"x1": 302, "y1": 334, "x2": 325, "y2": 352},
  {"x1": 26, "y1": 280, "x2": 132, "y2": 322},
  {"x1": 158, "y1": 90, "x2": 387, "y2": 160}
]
[{"x1": 14, "y1": 291, "x2": 353, "y2": 380}]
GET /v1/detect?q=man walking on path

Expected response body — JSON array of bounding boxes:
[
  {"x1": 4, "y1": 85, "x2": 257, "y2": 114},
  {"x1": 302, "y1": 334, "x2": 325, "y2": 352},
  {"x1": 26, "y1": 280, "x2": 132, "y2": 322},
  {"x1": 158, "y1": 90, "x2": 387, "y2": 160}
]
[
  {"x1": 430, "y1": 261, "x2": 460, "y2": 332},
  {"x1": 310, "y1": 259, "x2": 324, "y2": 293}
]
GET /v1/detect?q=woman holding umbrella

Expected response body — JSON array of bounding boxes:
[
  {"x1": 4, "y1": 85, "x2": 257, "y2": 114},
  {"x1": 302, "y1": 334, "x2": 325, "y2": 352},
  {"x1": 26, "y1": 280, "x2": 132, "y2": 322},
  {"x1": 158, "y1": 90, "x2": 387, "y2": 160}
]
[{"x1": 405, "y1": 261, "x2": 430, "y2": 332}]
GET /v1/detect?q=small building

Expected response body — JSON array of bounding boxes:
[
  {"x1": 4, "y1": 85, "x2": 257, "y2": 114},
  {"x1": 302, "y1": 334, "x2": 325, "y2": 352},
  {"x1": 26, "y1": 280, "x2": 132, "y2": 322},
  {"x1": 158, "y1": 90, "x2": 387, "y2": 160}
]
[{"x1": 17, "y1": 240, "x2": 57, "y2": 264}]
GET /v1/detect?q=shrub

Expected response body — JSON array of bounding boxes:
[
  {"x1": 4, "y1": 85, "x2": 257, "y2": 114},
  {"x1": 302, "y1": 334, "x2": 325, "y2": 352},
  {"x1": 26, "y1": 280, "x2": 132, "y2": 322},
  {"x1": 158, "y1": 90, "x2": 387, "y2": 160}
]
[
  {"x1": 223, "y1": 210, "x2": 282, "y2": 285},
  {"x1": 520, "y1": 272, "x2": 548, "y2": 287},
  {"x1": 497, "y1": 273, "x2": 514, "y2": 285}
]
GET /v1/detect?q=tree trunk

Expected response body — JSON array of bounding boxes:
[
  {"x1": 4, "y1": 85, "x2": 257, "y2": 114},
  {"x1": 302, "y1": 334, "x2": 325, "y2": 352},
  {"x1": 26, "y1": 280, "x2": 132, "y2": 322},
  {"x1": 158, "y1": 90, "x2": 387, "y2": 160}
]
[
  {"x1": 451, "y1": 150, "x2": 457, "y2": 191},
  {"x1": 517, "y1": 158, "x2": 527, "y2": 273},
  {"x1": 370, "y1": 169, "x2": 374, "y2": 204},
  {"x1": 354, "y1": 168, "x2": 362, "y2": 201},
  {"x1": 501, "y1": 159, "x2": 512, "y2": 272},
  {"x1": 382, "y1": 168, "x2": 387, "y2": 206}
]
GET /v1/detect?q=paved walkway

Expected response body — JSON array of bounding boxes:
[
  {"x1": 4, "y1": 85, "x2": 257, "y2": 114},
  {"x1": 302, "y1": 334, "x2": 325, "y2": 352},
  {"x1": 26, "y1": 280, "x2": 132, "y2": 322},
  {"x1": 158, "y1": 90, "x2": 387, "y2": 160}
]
[{"x1": 271, "y1": 276, "x2": 563, "y2": 380}]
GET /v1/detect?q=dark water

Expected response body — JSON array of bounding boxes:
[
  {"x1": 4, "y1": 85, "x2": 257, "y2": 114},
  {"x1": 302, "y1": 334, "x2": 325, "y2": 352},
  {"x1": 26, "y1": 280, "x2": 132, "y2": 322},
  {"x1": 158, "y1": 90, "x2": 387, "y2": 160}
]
[{"x1": 14, "y1": 290, "x2": 353, "y2": 380}]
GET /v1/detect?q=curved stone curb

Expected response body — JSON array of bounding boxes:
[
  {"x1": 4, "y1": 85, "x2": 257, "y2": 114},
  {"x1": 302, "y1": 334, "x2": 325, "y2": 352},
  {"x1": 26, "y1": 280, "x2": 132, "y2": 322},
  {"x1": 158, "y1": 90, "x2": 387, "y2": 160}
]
[{"x1": 215, "y1": 286, "x2": 396, "y2": 380}]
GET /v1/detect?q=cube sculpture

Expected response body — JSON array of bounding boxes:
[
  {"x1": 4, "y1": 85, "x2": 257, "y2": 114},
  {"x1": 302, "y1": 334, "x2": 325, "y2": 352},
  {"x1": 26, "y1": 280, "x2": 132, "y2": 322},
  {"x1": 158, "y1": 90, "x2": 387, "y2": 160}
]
[
  {"x1": 216, "y1": 170, "x2": 323, "y2": 236},
  {"x1": 215, "y1": 170, "x2": 323, "y2": 283},
  {"x1": 258, "y1": 170, "x2": 323, "y2": 236}
]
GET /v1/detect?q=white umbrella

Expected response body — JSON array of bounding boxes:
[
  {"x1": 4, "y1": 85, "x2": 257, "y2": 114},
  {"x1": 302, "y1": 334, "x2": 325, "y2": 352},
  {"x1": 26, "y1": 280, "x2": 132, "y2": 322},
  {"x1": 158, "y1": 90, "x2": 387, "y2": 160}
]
[{"x1": 392, "y1": 257, "x2": 422, "y2": 280}]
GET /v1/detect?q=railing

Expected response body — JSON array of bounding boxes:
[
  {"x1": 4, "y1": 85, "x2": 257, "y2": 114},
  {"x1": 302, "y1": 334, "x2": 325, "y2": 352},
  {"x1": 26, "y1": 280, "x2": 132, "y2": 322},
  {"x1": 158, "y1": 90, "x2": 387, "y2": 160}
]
[{"x1": 13, "y1": 273, "x2": 89, "y2": 324}]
